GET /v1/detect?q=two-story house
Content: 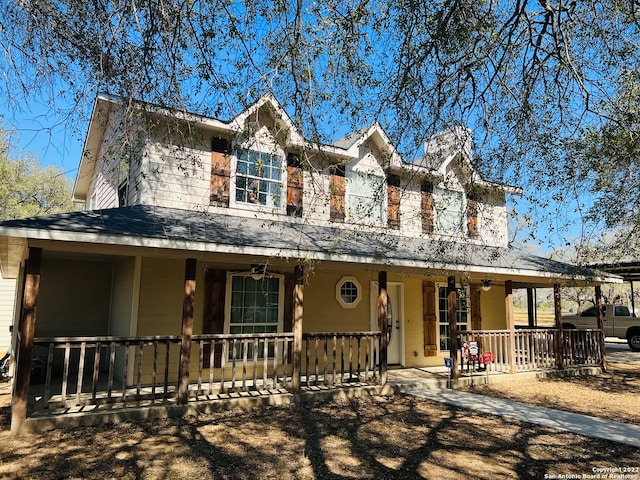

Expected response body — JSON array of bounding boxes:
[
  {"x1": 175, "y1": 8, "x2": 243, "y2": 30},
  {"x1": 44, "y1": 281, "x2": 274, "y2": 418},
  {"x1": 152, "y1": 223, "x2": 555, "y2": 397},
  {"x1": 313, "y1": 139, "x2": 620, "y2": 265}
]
[{"x1": 0, "y1": 94, "x2": 612, "y2": 434}]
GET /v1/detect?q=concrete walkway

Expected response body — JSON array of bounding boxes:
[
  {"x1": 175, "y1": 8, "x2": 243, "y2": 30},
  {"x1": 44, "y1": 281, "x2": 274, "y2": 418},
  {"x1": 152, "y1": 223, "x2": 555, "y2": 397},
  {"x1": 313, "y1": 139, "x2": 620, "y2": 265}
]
[{"x1": 405, "y1": 387, "x2": 640, "y2": 448}]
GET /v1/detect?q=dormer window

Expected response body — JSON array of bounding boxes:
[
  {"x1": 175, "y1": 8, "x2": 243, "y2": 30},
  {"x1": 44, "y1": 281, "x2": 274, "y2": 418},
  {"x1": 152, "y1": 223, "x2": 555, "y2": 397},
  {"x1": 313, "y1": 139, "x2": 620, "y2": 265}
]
[
  {"x1": 235, "y1": 149, "x2": 284, "y2": 209},
  {"x1": 434, "y1": 187, "x2": 464, "y2": 233},
  {"x1": 346, "y1": 171, "x2": 385, "y2": 224}
]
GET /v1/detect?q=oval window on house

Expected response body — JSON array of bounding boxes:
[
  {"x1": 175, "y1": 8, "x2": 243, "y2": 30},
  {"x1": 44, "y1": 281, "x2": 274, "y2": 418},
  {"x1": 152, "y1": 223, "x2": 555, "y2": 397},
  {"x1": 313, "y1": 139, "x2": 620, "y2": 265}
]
[{"x1": 336, "y1": 276, "x2": 362, "y2": 308}]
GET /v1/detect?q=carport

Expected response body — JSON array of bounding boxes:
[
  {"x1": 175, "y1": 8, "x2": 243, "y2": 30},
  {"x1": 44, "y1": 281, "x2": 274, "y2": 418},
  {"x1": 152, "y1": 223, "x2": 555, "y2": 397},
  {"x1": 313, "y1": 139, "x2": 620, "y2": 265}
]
[{"x1": 588, "y1": 260, "x2": 640, "y2": 316}]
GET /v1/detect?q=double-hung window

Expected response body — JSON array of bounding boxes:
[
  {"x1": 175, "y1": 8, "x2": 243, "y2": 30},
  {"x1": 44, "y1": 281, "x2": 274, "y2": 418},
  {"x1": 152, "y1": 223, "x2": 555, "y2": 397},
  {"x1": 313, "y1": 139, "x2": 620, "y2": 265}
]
[
  {"x1": 438, "y1": 286, "x2": 469, "y2": 352},
  {"x1": 235, "y1": 149, "x2": 283, "y2": 209},
  {"x1": 434, "y1": 187, "x2": 464, "y2": 233},
  {"x1": 347, "y1": 171, "x2": 384, "y2": 224},
  {"x1": 227, "y1": 274, "x2": 282, "y2": 358}
]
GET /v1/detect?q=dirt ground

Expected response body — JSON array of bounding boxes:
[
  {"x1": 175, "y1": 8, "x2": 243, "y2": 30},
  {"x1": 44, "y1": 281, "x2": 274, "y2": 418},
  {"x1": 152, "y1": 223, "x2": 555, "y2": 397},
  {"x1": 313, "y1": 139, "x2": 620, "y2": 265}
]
[{"x1": 0, "y1": 363, "x2": 638, "y2": 480}]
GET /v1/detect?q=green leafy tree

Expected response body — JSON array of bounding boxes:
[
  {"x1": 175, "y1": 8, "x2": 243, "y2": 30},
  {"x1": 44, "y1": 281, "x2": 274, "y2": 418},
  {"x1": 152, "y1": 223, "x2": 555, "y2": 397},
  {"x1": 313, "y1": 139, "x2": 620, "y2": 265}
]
[
  {"x1": 0, "y1": 127, "x2": 76, "y2": 220},
  {"x1": 570, "y1": 70, "x2": 640, "y2": 258},
  {"x1": 1, "y1": 1, "x2": 639, "y2": 246}
]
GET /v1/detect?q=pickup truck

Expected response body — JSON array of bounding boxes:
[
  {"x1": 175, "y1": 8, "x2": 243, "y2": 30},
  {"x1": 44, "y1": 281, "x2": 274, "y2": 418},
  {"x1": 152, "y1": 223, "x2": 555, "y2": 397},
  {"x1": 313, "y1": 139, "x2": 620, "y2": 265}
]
[{"x1": 562, "y1": 304, "x2": 640, "y2": 351}]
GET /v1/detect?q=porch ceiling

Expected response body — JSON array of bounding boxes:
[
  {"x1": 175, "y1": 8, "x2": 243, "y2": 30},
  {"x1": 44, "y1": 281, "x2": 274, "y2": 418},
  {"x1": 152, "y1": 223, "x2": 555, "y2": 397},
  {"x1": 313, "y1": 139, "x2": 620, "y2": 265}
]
[{"x1": 0, "y1": 205, "x2": 619, "y2": 285}]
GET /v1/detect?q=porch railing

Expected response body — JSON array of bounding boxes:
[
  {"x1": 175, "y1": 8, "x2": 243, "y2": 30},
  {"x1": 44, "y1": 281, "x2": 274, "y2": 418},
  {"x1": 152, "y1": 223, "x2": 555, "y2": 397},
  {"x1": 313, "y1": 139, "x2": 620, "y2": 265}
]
[
  {"x1": 457, "y1": 328, "x2": 603, "y2": 373},
  {"x1": 29, "y1": 331, "x2": 382, "y2": 414},
  {"x1": 562, "y1": 328, "x2": 603, "y2": 367},
  {"x1": 301, "y1": 332, "x2": 379, "y2": 388}
]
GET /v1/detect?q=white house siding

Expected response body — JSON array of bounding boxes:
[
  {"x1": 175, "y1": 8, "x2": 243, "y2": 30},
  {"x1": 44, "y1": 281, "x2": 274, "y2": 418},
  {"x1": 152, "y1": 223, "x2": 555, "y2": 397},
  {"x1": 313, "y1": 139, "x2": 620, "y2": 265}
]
[
  {"x1": 398, "y1": 179, "x2": 424, "y2": 237},
  {"x1": 0, "y1": 278, "x2": 16, "y2": 355},
  {"x1": 302, "y1": 169, "x2": 331, "y2": 222},
  {"x1": 86, "y1": 109, "x2": 133, "y2": 210},
  {"x1": 126, "y1": 155, "x2": 145, "y2": 206},
  {"x1": 476, "y1": 194, "x2": 509, "y2": 247},
  {"x1": 139, "y1": 137, "x2": 211, "y2": 210}
]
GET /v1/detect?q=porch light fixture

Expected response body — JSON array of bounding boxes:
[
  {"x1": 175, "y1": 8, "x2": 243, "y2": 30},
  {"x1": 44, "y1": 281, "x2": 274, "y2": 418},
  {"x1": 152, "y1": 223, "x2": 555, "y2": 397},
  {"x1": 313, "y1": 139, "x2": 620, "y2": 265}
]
[
  {"x1": 250, "y1": 264, "x2": 266, "y2": 281},
  {"x1": 481, "y1": 279, "x2": 492, "y2": 292}
]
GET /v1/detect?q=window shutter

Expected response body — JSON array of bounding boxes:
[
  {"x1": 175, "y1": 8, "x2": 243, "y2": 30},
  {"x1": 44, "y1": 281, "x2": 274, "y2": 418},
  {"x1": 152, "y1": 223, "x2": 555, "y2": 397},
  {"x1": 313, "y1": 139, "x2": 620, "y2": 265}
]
[
  {"x1": 286, "y1": 153, "x2": 304, "y2": 217},
  {"x1": 387, "y1": 174, "x2": 401, "y2": 230},
  {"x1": 203, "y1": 268, "x2": 226, "y2": 367},
  {"x1": 421, "y1": 181, "x2": 434, "y2": 234},
  {"x1": 467, "y1": 196, "x2": 479, "y2": 237},
  {"x1": 423, "y1": 281, "x2": 438, "y2": 356},
  {"x1": 329, "y1": 165, "x2": 345, "y2": 222},
  {"x1": 210, "y1": 137, "x2": 231, "y2": 207}
]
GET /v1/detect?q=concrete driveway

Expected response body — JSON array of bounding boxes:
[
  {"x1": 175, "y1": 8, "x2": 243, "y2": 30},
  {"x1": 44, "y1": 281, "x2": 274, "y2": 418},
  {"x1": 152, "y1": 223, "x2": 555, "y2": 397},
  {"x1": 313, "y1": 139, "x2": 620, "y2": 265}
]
[{"x1": 605, "y1": 340, "x2": 640, "y2": 364}]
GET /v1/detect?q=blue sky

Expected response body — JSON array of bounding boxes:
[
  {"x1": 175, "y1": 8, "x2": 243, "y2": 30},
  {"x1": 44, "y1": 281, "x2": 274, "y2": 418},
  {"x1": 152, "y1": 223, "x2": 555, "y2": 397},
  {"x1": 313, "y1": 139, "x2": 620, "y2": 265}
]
[{"x1": 1, "y1": 101, "x2": 87, "y2": 180}]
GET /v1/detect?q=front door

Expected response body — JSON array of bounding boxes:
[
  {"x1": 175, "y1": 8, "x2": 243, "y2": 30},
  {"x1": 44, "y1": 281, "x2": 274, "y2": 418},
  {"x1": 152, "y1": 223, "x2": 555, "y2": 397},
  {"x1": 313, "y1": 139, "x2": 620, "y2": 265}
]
[{"x1": 370, "y1": 282, "x2": 403, "y2": 365}]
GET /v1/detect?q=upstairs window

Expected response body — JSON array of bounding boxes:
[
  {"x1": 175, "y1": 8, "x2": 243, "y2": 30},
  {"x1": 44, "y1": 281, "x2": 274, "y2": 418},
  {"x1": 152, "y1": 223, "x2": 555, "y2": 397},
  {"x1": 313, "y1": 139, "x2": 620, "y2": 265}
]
[
  {"x1": 434, "y1": 187, "x2": 464, "y2": 233},
  {"x1": 347, "y1": 171, "x2": 385, "y2": 224},
  {"x1": 235, "y1": 149, "x2": 283, "y2": 209}
]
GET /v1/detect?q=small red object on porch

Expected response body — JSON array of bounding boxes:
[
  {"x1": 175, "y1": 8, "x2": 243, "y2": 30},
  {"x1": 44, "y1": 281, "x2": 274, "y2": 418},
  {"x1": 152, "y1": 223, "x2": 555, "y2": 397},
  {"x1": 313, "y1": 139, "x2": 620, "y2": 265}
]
[{"x1": 480, "y1": 351, "x2": 495, "y2": 365}]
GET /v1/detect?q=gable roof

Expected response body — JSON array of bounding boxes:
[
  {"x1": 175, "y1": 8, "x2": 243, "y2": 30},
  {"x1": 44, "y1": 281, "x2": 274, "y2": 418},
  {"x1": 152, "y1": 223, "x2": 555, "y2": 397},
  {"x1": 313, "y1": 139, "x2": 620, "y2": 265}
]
[
  {"x1": 228, "y1": 92, "x2": 306, "y2": 146},
  {"x1": 332, "y1": 121, "x2": 404, "y2": 169},
  {"x1": 0, "y1": 206, "x2": 617, "y2": 287}
]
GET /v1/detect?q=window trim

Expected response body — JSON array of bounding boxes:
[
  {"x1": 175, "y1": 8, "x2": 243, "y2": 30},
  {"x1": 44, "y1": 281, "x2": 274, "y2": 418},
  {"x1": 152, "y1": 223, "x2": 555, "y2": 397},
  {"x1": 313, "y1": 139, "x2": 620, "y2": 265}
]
[
  {"x1": 437, "y1": 284, "x2": 469, "y2": 353},
  {"x1": 345, "y1": 170, "x2": 386, "y2": 226},
  {"x1": 223, "y1": 272, "x2": 285, "y2": 336},
  {"x1": 433, "y1": 186, "x2": 466, "y2": 234},
  {"x1": 336, "y1": 276, "x2": 362, "y2": 309},
  {"x1": 230, "y1": 147, "x2": 287, "y2": 213}
]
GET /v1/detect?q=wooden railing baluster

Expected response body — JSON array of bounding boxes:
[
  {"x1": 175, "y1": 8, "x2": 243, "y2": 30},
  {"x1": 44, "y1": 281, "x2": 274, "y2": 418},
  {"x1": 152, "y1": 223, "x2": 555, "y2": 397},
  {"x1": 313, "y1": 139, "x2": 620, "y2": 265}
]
[
  {"x1": 220, "y1": 339, "x2": 228, "y2": 394},
  {"x1": 136, "y1": 341, "x2": 143, "y2": 399},
  {"x1": 163, "y1": 339, "x2": 170, "y2": 402},
  {"x1": 44, "y1": 342, "x2": 54, "y2": 409},
  {"x1": 61, "y1": 342, "x2": 70, "y2": 408},
  {"x1": 150, "y1": 340, "x2": 157, "y2": 401},
  {"x1": 76, "y1": 342, "x2": 86, "y2": 406},
  {"x1": 198, "y1": 339, "x2": 204, "y2": 396},
  {"x1": 122, "y1": 341, "x2": 130, "y2": 406},
  {"x1": 208, "y1": 339, "x2": 215, "y2": 395},
  {"x1": 91, "y1": 342, "x2": 100, "y2": 403}
]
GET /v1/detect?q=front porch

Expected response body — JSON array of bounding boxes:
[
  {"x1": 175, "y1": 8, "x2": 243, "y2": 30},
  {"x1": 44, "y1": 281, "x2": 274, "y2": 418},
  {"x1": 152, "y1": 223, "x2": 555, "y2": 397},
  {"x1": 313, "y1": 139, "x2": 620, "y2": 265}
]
[
  {"x1": 5, "y1": 241, "x2": 614, "y2": 435},
  {"x1": 14, "y1": 326, "x2": 604, "y2": 433}
]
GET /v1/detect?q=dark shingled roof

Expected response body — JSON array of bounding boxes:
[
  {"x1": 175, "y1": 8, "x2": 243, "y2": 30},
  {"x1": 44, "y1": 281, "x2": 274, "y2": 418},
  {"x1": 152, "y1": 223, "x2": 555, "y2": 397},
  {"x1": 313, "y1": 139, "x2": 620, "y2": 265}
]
[{"x1": 0, "y1": 205, "x2": 603, "y2": 281}]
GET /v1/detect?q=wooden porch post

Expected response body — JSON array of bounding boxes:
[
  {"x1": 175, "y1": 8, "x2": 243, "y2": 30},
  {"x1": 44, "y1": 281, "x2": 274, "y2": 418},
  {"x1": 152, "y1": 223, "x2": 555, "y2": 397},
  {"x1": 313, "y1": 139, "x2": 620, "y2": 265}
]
[
  {"x1": 505, "y1": 280, "x2": 517, "y2": 375},
  {"x1": 553, "y1": 284, "x2": 565, "y2": 370},
  {"x1": 291, "y1": 265, "x2": 304, "y2": 393},
  {"x1": 447, "y1": 276, "x2": 459, "y2": 379},
  {"x1": 11, "y1": 247, "x2": 42, "y2": 436},
  {"x1": 178, "y1": 258, "x2": 197, "y2": 405},
  {"x1": 378, "y1": 271, "x2": 388, "y2": 385},
  {"x1": 527, "y1": 288, "x2": 536, "y2": 327},
  {"x1": 595, "y1": 285, "x2": 608, "y2": 372}
]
